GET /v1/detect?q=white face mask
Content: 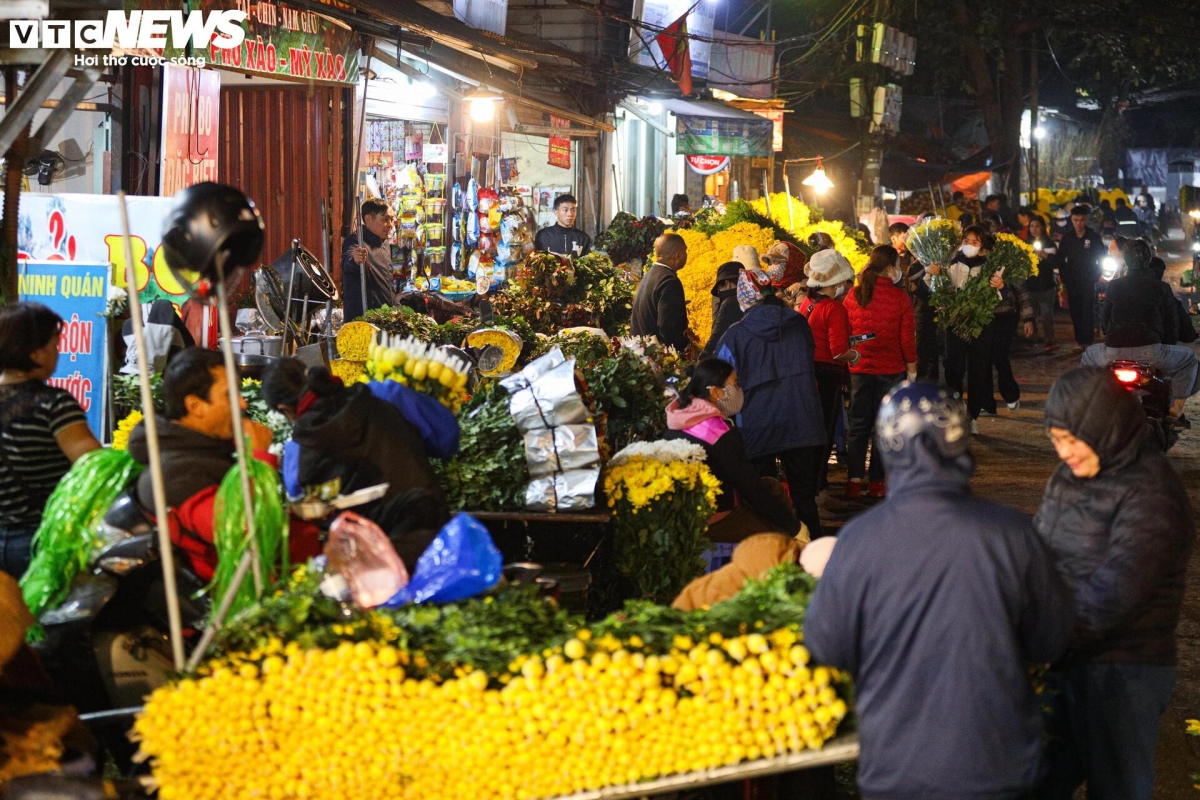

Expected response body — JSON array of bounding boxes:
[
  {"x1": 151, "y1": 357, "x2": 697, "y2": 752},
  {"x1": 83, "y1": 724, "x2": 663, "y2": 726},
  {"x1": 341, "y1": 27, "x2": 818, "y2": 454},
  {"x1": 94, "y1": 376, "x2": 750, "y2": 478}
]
[
  {"x1": 834, "y1": 283, "x2": 848, "y2": 299},
  {"x1": 960, "y1": 244, "x2": 980, "y2": 258}
]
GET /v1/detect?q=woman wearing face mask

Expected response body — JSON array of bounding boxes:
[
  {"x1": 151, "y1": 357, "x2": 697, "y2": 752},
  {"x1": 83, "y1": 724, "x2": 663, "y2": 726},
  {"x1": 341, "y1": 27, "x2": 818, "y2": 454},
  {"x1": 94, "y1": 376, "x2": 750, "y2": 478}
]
[
  {"x1": 927, "y1": 225, "x2": 995, "y2": 431},
  {"x1": 665, "y1": 359, "x2": 805, "y2": 544},
  {"x1": 842, "y1": 245, "x2": 917, "y2": 499},
  {"x1": 795, "y1": 249, "x2": 855, "y2": 506}
]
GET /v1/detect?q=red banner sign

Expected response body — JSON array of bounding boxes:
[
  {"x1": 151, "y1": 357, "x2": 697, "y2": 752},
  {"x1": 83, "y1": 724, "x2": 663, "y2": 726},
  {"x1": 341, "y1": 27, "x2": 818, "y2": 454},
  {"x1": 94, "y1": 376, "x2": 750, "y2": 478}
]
[
  {"x1": 159, "y1": 65, "x2": 220, "y2": 196},
  {"x1": 548, "y1": 114, "x2": 572, "y2": 169},
  {"x1": 686, "y1": 154, "x2": 730, "y2": 175}
]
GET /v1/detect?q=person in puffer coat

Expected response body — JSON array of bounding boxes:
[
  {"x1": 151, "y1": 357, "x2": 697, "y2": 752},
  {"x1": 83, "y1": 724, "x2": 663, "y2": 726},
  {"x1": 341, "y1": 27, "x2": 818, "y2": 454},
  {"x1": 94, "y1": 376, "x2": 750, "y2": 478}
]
[
  {"x1": 716, "y1": 260, "x2": 826, "y2": 538},
  {"x1": 804, "y1": 382, "x2": 1073, "y2": 800},
  {"x1": 842, "y1": 244, "x2": 917, "y2": 498},
  {"x1": 703, "y1": 261, "x2": 743, "y2": 356},
  {"x1": 1034, "y1": 367, "x2": 1194, "y2": 800}
]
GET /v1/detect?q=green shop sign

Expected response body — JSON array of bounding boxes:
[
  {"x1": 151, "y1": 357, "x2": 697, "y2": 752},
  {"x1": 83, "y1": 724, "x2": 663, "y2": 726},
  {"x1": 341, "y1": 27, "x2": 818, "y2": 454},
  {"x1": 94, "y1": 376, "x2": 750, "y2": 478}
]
[
  {"x1": 168, "y1": 1, "x2": 360, "y2": 85},
  {"x1": 675, "y1": 115, "x2": 773, "y2": 158}
]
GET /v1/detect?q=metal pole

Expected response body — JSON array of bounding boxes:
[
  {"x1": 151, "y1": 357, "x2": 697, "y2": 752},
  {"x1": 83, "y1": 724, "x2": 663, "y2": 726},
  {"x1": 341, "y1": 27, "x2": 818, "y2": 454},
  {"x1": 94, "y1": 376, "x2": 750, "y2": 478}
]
[
  {"x1": 1028, "y1": 31, "x2": 1039, "y2": 205},
  {"x1": 117, "y1": 192, "x2": 184, "y2": 671},
  {"x1": 352, "y1": 41, "x2": 374, "y2": 319},
  {"x1": 784, "y1": 171, "x2": 795, "y2": 230},
  {"x1": 214, "y1": 257, "x2": 264, "y2": 597},
  {"x1": 762, "y1": 171, "x2": 772, "y2": 219}
]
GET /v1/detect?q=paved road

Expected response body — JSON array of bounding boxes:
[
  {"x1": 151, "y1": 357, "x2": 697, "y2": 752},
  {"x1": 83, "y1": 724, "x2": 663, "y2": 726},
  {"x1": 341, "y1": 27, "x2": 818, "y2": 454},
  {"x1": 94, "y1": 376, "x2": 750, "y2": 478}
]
[{"x1": 828, "y1": 233, "x2": 1200, "y2": 797}]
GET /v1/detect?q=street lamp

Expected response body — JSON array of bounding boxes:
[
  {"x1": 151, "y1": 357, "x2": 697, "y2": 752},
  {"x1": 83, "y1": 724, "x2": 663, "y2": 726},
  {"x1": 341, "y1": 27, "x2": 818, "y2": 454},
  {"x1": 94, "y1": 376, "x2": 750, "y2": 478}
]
[
  {"x1": 802, "y1": 157, "x2": 834, "y2": 194},
  {"x1": 466, "y1": 86, "x2": 503, "y2": 123}
]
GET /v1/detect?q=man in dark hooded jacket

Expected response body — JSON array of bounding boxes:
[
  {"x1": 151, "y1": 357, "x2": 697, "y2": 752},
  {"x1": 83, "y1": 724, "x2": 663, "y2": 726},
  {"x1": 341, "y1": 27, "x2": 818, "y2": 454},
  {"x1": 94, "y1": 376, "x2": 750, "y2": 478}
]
[
  {"x1": 804, "y1": 382, "x2": 1073, "y2": 800},
  {"x1": 703, "y1": 261, "x2": 742, "y2": 355},
  {"x1": 1035, "y1": 367, "x2": 1194, "y2": 800}
]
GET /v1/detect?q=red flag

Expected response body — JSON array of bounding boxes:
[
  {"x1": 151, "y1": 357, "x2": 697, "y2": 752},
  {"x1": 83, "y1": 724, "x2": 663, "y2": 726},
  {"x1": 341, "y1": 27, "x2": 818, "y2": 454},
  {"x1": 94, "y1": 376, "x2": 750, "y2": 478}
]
[{"x1": 654, "y1": 13, "x2": 693, "y2": 96}]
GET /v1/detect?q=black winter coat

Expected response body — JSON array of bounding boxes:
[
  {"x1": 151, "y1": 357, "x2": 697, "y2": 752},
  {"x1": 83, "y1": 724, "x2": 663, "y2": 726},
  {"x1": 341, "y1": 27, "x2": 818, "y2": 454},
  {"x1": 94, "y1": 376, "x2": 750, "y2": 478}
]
[
  {"x1": 631, "y1": 262, "x2": 690, "y2": 352},
  {"x1": 805, "y1": 443, "x2": 1073, "y2": 800},
  {"x1": 1101, "y1": 267, "x2": 1183, "y2": 348},
  {"x1": 1056, "y1": 227, "x2": 1104, "y2": 289},
  {"x1": 1035, "y1": 367, "x2": 1195, "y2": 666},
  {"x1": 704, "y1": 287, "x2": 743, "y2": 356},
  {"x1": 1022, "y1": 234, "x2": 1059, "y2": 293}
]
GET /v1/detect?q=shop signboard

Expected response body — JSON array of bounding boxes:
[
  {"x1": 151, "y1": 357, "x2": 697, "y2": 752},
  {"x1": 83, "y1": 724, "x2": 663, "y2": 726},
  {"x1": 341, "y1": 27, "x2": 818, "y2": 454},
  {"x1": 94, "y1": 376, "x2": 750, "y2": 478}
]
[
  {"x1": 752, "y1": 109, "x2": 785, "y2": 153},
  {"x1": 18, "y1": 261, "x2": 110, "y2": 438},
  {"x1": 173, "y1": 1, "x2": 360, "y2": 85},
  {"x1": 548, "y1": 115, "x2": 572, "y2": 169},
  {"x1": 160, "y1": 65, "x2": 221, "y2": 197},
  {"x1": 676, "y1": 115, "x2": 773, "y2": 158},
  {"x1": 685, "y1": 154, "x2": 730, "y2": 175},
  {"x1": 425, "y1": 143, "x2": 449, "y2": 164},
  {"x1": 8, "y1": 193, "x2": 181, "y2": 305}
]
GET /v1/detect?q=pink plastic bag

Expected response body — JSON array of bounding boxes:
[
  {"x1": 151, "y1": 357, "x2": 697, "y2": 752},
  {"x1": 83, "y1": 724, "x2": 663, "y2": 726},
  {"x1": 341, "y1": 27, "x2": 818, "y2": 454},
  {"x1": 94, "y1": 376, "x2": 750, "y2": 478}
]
[{"x1": 325, "y1": 511, "x2": 410, "y2": 608}]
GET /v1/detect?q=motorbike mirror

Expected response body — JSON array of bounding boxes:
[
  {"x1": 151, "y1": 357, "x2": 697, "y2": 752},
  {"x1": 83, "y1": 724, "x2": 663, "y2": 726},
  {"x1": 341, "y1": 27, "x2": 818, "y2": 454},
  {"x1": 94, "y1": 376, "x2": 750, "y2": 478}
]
[
  {"x1": 39, "y1": 572, "x2": 118, "y2": 627},
  {"x1": 92, "y1": 531, "x2": 157, "y2": 571}
]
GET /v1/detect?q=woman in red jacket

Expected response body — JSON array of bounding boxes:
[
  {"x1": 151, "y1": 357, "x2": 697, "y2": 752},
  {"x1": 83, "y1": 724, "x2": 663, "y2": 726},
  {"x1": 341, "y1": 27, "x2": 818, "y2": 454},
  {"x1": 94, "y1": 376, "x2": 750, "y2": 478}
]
[
  {"x1": 795, "y1": 249, "x2": 855, "y2": 500},
  {"x1": 842, "y1": 245, "x2": 917, "y2": 499}
]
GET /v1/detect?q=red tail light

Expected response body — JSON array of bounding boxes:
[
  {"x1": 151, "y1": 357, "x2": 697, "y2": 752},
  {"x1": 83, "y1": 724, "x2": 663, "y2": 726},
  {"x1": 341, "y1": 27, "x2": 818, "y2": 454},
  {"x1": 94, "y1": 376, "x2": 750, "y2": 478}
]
[{"x1": 1114, "y1": 369, "x2": 1140, "y2": 384}]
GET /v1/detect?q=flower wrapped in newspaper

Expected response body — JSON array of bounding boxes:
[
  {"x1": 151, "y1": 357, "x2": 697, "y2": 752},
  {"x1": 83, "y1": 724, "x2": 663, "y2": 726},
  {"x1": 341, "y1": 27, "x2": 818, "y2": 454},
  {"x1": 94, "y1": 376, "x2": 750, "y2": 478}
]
[
  {"x1": 933, "y1": 232, "x2": 1040, "y2": 341},
  {"x1": 604, "y1": 440, "x2": 721, "y2": 601},
  {"x1": 905, "y1": 217, "x2": 962, "y2": 275},
  {"x1": 500, "y1": 348, "x2": 601, "y2": 511}
]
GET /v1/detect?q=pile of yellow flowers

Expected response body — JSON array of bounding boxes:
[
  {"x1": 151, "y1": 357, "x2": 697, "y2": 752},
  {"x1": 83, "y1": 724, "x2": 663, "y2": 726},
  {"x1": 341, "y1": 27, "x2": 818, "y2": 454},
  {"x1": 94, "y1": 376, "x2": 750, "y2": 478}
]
[
  {"x1": 994, "y1": 232, "x2": 1040, "y2": 278},
  {"x1": 604, "y1": 441, "x2": 721, "y2": 513},
  {"x1": 365, "y1": 333, "x2": 470, "y2": 412},
  {"x1": 677, "y1": 223, "x2": 778, "y2": 344},
  {"x1": 750, "y1": 192, "x2": 813, "y2": 231},
  {"x1": 111, "y1": 410, "x2": 142, "y2": 451},
  {"x1": 135, "y1": 628, "x2": 847, "y2": 800},
  {"x1": 750, "y1": 194, "x2": 870, "y2": 275}
]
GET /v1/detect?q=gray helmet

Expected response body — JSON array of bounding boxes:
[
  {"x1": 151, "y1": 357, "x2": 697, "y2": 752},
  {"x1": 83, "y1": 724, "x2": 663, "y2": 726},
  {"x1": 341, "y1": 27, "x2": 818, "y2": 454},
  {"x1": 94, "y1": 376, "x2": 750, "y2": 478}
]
[{"x1": 876, "y1": 381, "x2": 970, "y2": 464}]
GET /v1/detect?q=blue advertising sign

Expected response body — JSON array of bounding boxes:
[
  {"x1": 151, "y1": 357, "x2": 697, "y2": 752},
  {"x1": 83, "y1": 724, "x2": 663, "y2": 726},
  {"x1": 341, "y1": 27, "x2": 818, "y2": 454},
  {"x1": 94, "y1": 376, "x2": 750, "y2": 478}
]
[{"x1": 18, "y1": 261, "x2": 110, "y2": 438}]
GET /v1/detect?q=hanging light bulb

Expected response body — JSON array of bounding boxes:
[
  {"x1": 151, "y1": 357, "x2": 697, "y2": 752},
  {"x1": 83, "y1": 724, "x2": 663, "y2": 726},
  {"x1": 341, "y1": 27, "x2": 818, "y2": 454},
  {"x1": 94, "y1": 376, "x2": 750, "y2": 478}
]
[
  {"x1": 466, "y1": 86, "x2": 503, "y2": 123},
  {"x1": 802, "y1": 157, "x2": 834, "y2": 194}
]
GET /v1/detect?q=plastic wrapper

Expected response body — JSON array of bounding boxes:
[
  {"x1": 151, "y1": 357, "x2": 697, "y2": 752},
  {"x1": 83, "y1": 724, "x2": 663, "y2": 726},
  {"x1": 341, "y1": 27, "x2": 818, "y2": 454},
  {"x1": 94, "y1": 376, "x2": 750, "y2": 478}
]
[
  {"x1": 524, "y1": 424, "x2": 599, "y2": 477},
  {"x1": 325, "y1": 511, "x2": 409, "y2": 608},
  {"x1": 525, "y1": 469, "x2": 601, "y2": 511},
  {"x1": 383, "y1": 513, "x2": 501, "y2": 605},
  {"x1": 503, "y1": 356, "x2": 590, "y2": 431}
]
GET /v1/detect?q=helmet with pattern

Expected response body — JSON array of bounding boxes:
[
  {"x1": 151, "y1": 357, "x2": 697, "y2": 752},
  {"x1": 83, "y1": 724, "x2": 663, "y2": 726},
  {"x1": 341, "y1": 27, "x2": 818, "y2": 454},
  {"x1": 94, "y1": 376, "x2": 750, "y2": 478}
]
[{"x1": 876, "y1": 381, "x2": 970, "y2": 468}]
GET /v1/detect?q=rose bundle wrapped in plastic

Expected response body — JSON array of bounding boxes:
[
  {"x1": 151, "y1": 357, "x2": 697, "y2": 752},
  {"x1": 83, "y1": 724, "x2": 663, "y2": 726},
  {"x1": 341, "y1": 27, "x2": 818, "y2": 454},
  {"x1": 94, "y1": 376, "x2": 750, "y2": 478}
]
[{"x1": 906, "y1": 218, "x2": 962, "y2": 274}]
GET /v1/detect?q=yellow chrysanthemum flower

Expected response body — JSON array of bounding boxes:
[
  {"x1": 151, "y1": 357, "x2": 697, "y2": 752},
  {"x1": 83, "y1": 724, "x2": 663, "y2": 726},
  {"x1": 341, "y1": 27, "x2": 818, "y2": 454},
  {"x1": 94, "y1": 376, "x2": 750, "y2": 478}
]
[{"x1": 112, "y1": 410, "x2": 143, "y2": 451}]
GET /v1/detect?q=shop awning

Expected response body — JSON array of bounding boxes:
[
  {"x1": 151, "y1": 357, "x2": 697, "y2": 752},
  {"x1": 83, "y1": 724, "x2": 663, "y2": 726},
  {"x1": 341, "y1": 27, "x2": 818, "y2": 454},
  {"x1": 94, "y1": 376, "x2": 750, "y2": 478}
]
[{"x1": 658, "y1": 98, "x2": 773, "y2": 158}]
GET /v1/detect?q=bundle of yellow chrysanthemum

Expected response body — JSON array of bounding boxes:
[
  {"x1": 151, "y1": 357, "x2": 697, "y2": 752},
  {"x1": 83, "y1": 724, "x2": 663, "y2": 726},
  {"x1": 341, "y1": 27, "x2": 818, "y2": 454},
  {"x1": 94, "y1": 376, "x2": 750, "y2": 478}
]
[
  {"x1": 794, "y1": 220, "x2": 870, "y2": 273},
  {"x1": 676, "y1": 223, "x2": 778, "y2": 343},
  {"x1": 112, "y1": 410, "x2": 143, "y2": 451},
  {"x1": 750, "y1": 193, "x2": 813, "y2": 231}
]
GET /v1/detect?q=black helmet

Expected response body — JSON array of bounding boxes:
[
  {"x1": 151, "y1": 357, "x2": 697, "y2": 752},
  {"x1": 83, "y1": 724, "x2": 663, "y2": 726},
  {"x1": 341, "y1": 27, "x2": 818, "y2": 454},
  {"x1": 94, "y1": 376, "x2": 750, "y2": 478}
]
[
  {"x1": 807, "y1": 231, "x2": 835, "y2": 251},
  {"x1": 876, "y1": 381, "x2": 970, "y2": 466},
  {"x1": 162, "y1": 182, "x2": 264, "y2": 301}
]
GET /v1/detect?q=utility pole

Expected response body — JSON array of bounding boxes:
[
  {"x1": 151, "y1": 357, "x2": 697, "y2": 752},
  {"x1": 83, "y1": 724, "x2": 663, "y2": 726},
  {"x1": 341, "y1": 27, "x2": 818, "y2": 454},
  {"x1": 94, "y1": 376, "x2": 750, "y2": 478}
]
[
  {"x1": 1027, "y1": 32, "x2": 1039, "y2": 205},
  {"x1": 858, "y1": 0, "x2": 885, "y2": 215}
]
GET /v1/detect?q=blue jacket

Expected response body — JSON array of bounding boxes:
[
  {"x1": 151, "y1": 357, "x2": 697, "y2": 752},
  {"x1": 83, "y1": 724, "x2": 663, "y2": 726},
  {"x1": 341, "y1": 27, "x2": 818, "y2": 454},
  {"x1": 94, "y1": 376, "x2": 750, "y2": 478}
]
[
  {"x1": 716, "y1": 300, "x2": 825, "y2": 457},
  {"x1": 804, "y1": 445, "x2": 1073, "y2": 800},
  {"x1": 284, "y1": 380, "x2": 459, "y2": 498}
]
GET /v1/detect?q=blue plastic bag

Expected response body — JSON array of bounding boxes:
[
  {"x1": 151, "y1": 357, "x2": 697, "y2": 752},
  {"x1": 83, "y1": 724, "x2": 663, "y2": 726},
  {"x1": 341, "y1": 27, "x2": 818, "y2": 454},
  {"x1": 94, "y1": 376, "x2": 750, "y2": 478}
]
[{"x1": 383, "y1": 513, "x2": 502, "y2": 606}]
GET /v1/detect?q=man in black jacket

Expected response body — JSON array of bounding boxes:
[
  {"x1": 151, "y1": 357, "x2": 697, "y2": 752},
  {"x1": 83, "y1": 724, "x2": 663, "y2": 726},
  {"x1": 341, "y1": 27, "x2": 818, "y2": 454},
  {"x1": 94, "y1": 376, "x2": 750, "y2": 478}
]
[
  {"x1": 804, "y1": 382, "x2": 1073, "y2": 800},
  {"x1": 1057, "y1": 206, "x2": 1104, "y2": 351},
  {"x1": 1035, "y1": 367, "x2": 1194, "y2": 800},
  {"x1": 631, "y1": 233, "x2": 690, "y2": 352},
  {"x1": 1083, "y1": 239, "x2": 1199, "y2": 416},
  {"x1": 532, "y1": 194, "x2": 592, "y2": 256},
  {"x1": 342, "y1": 198, "x2": 396, "y2": 321}
]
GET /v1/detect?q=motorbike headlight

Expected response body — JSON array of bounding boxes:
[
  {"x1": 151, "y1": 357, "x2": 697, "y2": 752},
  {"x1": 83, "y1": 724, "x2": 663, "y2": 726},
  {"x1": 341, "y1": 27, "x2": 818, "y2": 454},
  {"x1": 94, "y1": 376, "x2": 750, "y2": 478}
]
[
  {"x1": 1192, "y1": 242, "x2": 1200, "y2": 252},
  {"x1": 1190, "y1": 209, "x2": 1200, "y2": 221},
  {"x1": 1101, "y1": 256, "x2": 1119, "y2": 278}
]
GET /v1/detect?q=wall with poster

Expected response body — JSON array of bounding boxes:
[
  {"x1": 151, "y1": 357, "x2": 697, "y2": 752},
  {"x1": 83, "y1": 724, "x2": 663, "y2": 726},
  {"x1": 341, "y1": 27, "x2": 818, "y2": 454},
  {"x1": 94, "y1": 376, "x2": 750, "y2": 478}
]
[
  {"x1": 6, "y1": 193, "x2": 182, "y2": 305},
  {"x1": 17, "y1": 261, "x2": 110, "y2": 438}
]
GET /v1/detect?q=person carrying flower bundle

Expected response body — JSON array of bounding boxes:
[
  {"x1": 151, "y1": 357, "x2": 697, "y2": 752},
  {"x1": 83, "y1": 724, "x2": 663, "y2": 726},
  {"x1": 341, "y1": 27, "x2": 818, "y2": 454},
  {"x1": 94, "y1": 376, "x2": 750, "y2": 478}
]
[
  {"x1": 842, "y1": 245, "x2": 916, "y2": 499},
  {"x1": 664, "y1": 358, "x2": 805, "y2": 544},
  {"x1": 926, "y1": 225, "x2": 996, "y2": 430},
  {"x1": 715, "y1": 257, "x2": 826, "y2": 538},
  {"x1": 988, "y1": 242, "x2": 1035, "y2": 413},
  {"x1": 891, "y1": 221, "x2": 938, "y2": 381},
  {"x1": 795, "y1": 250, "x2": 855, "y2": 504}
]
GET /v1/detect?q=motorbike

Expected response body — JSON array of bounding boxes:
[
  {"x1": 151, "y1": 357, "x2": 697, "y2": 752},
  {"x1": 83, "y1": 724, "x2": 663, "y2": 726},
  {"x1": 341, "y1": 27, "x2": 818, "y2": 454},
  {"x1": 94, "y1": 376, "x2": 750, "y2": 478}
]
[
  {"x1": 1110, "y1": 361, "x2": 1179, "y2": 452},
  {"x1": 35, "y1": 492, "x2": 209, "y2": 770}
]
